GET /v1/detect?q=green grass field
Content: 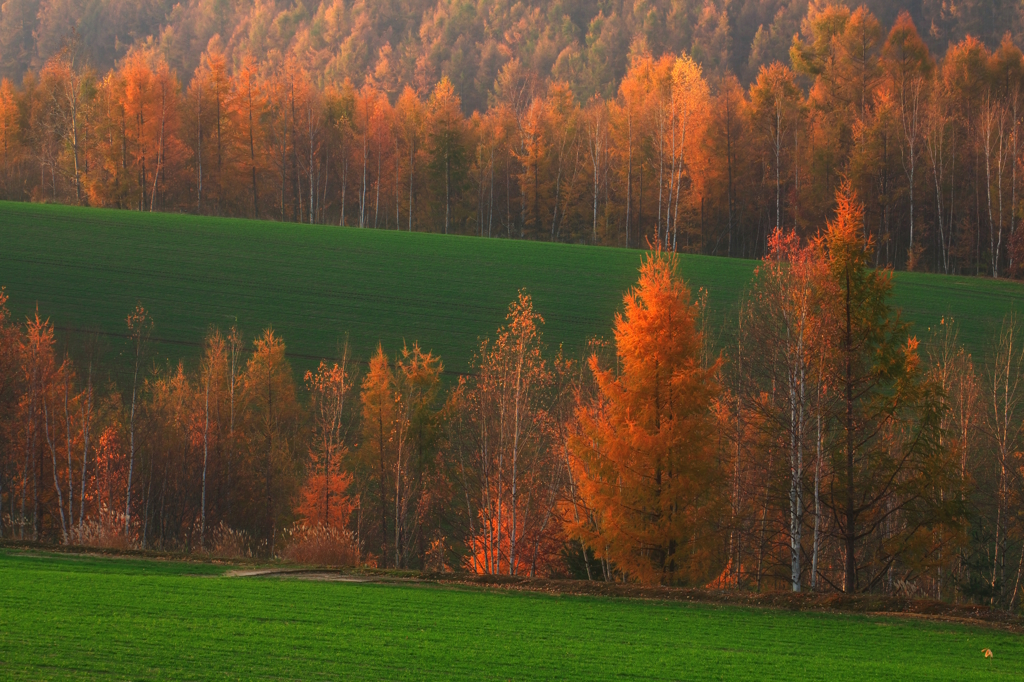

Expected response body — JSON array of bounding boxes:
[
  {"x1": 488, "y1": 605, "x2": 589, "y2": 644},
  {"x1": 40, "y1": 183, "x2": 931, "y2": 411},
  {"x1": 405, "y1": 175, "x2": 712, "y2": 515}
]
[
  {"x1": 1, "y1": 201, "x2": 1022, "y2": 376},
  {"x1": 0, "y1": 550, "x2": 1021, "y2": 680}
]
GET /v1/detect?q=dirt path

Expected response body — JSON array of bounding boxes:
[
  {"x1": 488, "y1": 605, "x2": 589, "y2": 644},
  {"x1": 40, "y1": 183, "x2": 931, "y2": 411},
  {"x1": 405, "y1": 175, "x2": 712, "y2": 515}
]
[{"x1": 225, "y1": 567, "x2": 415, "y2": 583}]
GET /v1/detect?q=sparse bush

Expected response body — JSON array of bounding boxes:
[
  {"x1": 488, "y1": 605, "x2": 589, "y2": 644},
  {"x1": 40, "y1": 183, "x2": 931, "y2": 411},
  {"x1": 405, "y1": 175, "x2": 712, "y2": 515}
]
[
  {"x1": 72, "y1": 505, "x2": 128, "y2": 550},
  {"x1": 207, "y1": 522, "x2": 256, "y2": 559},
  {"x1": 282, "y1": 523, "x2": 360, "y2": 566}
]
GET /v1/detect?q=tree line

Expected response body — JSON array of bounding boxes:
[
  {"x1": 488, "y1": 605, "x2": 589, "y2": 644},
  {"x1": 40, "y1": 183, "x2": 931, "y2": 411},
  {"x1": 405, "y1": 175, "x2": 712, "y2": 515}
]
[
  {"x1": 3, "y1": 185, "x2": 1024, "y2": 606},
  {"x1": 6, "y1": 6, "x2": 1024, "y2": 275}
]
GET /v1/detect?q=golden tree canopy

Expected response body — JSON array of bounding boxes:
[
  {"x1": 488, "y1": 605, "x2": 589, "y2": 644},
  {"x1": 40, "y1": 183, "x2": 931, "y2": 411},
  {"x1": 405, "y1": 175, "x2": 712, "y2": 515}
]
[{"x1": 569, "y1": 251, "x2": 726, "y2": 586}]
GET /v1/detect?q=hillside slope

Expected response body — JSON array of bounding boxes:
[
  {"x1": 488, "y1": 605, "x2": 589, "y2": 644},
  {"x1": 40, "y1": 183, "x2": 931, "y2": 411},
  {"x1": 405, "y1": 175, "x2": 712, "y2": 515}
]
[{"x1": 1, "y1": 201, "x2": 1021, "y2": 377}]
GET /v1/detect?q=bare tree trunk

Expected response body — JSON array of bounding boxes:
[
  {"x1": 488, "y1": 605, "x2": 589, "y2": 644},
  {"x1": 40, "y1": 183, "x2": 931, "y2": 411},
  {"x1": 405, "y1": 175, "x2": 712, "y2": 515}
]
[
  {"x1": 63, "y1": 369, "x2": 74, "y2": 538},
  {"x1": 444, "y1": 120, "x2": 451, "y2": 235},
  {"x1": 309, "y1": 103, "x2": 317, "y2": 225},
  {"x1": 69, "y1": 77, "x2": 81, "y2": 204},
  {"x1": 508, "y1": 343, "x2": 524, "y2": 575},
  {"x1": 247, "y1": 77, "x2": 258, "y2": 218},
  {"x1": 150, "y1": 85, "x2": 167, "y2": 212},
  {"x1": 360, "y1": 102, "x2": 368, "y2": 228},
  {"x1": 215, "y1": 75, "x2": 223, "y2": 216},
  {"x1": 625, "y1": 110, "x2": 633, "y2": 248},
  {"x1": 775, "y1": 102, "x2": 783, "y2": 232},
  {"x1": 43, "y1": 401, "x2": 68, "y2": 544},
  {"x1": 196, "y1": 79, "x2": 203, "y2": 213},
  {"x1": 984, "y1": 98, "x2": 999, "y2": 277},
  {"x1": 789, "y1": 358, "x2": 805, "y2": 592},
  {"x1": 201, "y1": 371, "x2": 209, "y2": 548},
  {"x1": 79, "y1": 362, "x2": 91, "y2": 535},
  {"x1": 340, "y1": 128, "x2": 347, "y2": 227},
  {"x1": 488, "y1": 147, "x2": 494, "y2": 238},
  {"x1": 589, "y1": 115, "x2": 600, "y2": 244},
  {"x1": 927, "y1": 118, "x2": 951, "y2": 273},
  {"x1": 844, "y1": 267, "x2": 856, "y2": 593}
]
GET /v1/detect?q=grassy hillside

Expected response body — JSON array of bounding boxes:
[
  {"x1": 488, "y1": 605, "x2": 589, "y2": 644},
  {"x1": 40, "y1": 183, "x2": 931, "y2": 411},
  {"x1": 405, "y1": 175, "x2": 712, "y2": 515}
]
[
  {"x1": 1, "y1": 550, "x2": 1021, "y2": 680},
  {"x1": 1, "y1": 201, "x2": 1021, "y2": 378}
]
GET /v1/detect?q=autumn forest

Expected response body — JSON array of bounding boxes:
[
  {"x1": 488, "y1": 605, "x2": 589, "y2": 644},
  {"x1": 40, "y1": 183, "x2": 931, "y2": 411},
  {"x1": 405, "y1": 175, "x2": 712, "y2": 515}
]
[{"x1": 4, "y1": 0, "x2": 1024, "y2": 618}]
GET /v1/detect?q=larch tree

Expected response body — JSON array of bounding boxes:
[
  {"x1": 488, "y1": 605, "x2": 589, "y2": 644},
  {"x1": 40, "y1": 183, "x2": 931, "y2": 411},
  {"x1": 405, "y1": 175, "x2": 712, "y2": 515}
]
[
  {"x1": 612, "y1": 50, "x2": 654, "y2": 249},
  {"x1": 198, "y1": 328, "x2": 229, "y2": 547},
  {"x1": 391, "y1": 344, "x2": 443, "y2": 568},
  {"x1": 0, "y1": 78, "x2": 21, "y2": 198},
  {"x1": 119, "y1": 50, "x2": 155, "y2": 211},
  {"x1": 143, "y1": 361, "x2": 196, "y2": 548},
  {"x1": 146, "y1": 58, "x2": 180, "y2": 212},
  {"x1": 818, "y1": 182, "x2": 947, "y2": 593},
  {"x1": 231, "y1": 56, "x2": 266, "y2": 218},
  {"x1": 427, "y1": 77, "x2": 465, "y2": 235},
  {"x1": 376, "y1": 342, "x2": 440, "y2": 565},
  {"x1": 395, "y1": 86, "x2": 425, "y2": 232},
  {"x1": 569, "y1": 251, "x2": 726, "y2": 585},
  {"x1": 20, "y1": 312, "x2": 61, "y2": 541},
  {"x1": 540, "y1": 82, "x2": 582, "y2": 242},
  {"x1": 667, "y1": 54, "x2": 710, "y2": 251},
  {"x1": 704, "y1": 73, "x2": 747, "y2": 257},
  {"x1": 299, "y1": 353, "x2": 356, "y2": 532},
  {"x1": 239, "y1": 329, "x2": 302, "y2": 556},
  {"x1": 881, "y1": 12, "x2": 933, "y2": 269},
  {"x1": 123, "y1": 304, "x2": 151, "y2": 541},
  {"x1": 748, "y1": 62, "x2": 802, "y2": 234},
  {"x1": 357, "y1": 346, "x2": 398, "y2": 565},
  {"x1": 353, "y1": 344, "x2": 443, "y2": 568},
  {"x1": 39, "y1": 41, "x2": 88, "y2": 205},
  {"x1": 192, "y1": 41, "x2": 233, "y2": 215}
]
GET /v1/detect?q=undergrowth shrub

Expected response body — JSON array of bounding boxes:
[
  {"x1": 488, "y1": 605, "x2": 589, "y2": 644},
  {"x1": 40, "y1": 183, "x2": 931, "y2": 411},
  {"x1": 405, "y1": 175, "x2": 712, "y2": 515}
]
[
  {"x1": 207, "y1": 522, "x2": 256, "y2": 559},
  {"x1": 283, "y1": 523, "x2": 360, "y2": 566},
  {"x1": 72, "y1": 504, "x2": 128, "y2": 549}
]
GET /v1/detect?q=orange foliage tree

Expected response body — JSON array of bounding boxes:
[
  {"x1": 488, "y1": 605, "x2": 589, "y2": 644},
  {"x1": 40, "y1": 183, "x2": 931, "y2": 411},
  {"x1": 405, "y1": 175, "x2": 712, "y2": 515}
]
[
  {"x1": 451, "y1": 291, "x2": 564, "y2": 576},
  {"x1": 817, "y1": 182, "x2": 947, "y2": 593},
  {"x1": 354, "y1": 343, "x2": 443, "y2": 568},
  {"x1": 298, "y1": 356, "x2": 356, "y2": 531},
  {"x1": 239, "y1": 329, "x2": 302, "y2": 556},
  {"x1": 427, "y1": 77, "x2": 465, "y2": 235},
  {"x1": 0, "y1": 79, "x2": 20, "y2": 198},
  {"x1": 569, "y1": 251, "x2": 727, "y2": 585}
]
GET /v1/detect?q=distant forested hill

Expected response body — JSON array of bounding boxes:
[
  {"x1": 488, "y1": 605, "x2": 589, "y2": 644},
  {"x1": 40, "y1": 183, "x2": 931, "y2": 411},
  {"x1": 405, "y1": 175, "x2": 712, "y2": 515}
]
[
  {"x1": 0, "y1": 0, "x2": 1020, "y2": 112},
  {"x1": 5, "y1": 0, "x2": 1024, "y2": 277}
]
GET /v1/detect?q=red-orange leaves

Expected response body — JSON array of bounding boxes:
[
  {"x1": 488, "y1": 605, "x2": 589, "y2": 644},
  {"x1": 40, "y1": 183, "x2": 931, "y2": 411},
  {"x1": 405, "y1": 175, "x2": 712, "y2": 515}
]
[
  {"x1": 298, "y1": 359, "x2": 355, "y2": 531},
  {"x1": 569, "y1": 251, "x2": 726, "y2": 585}
]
